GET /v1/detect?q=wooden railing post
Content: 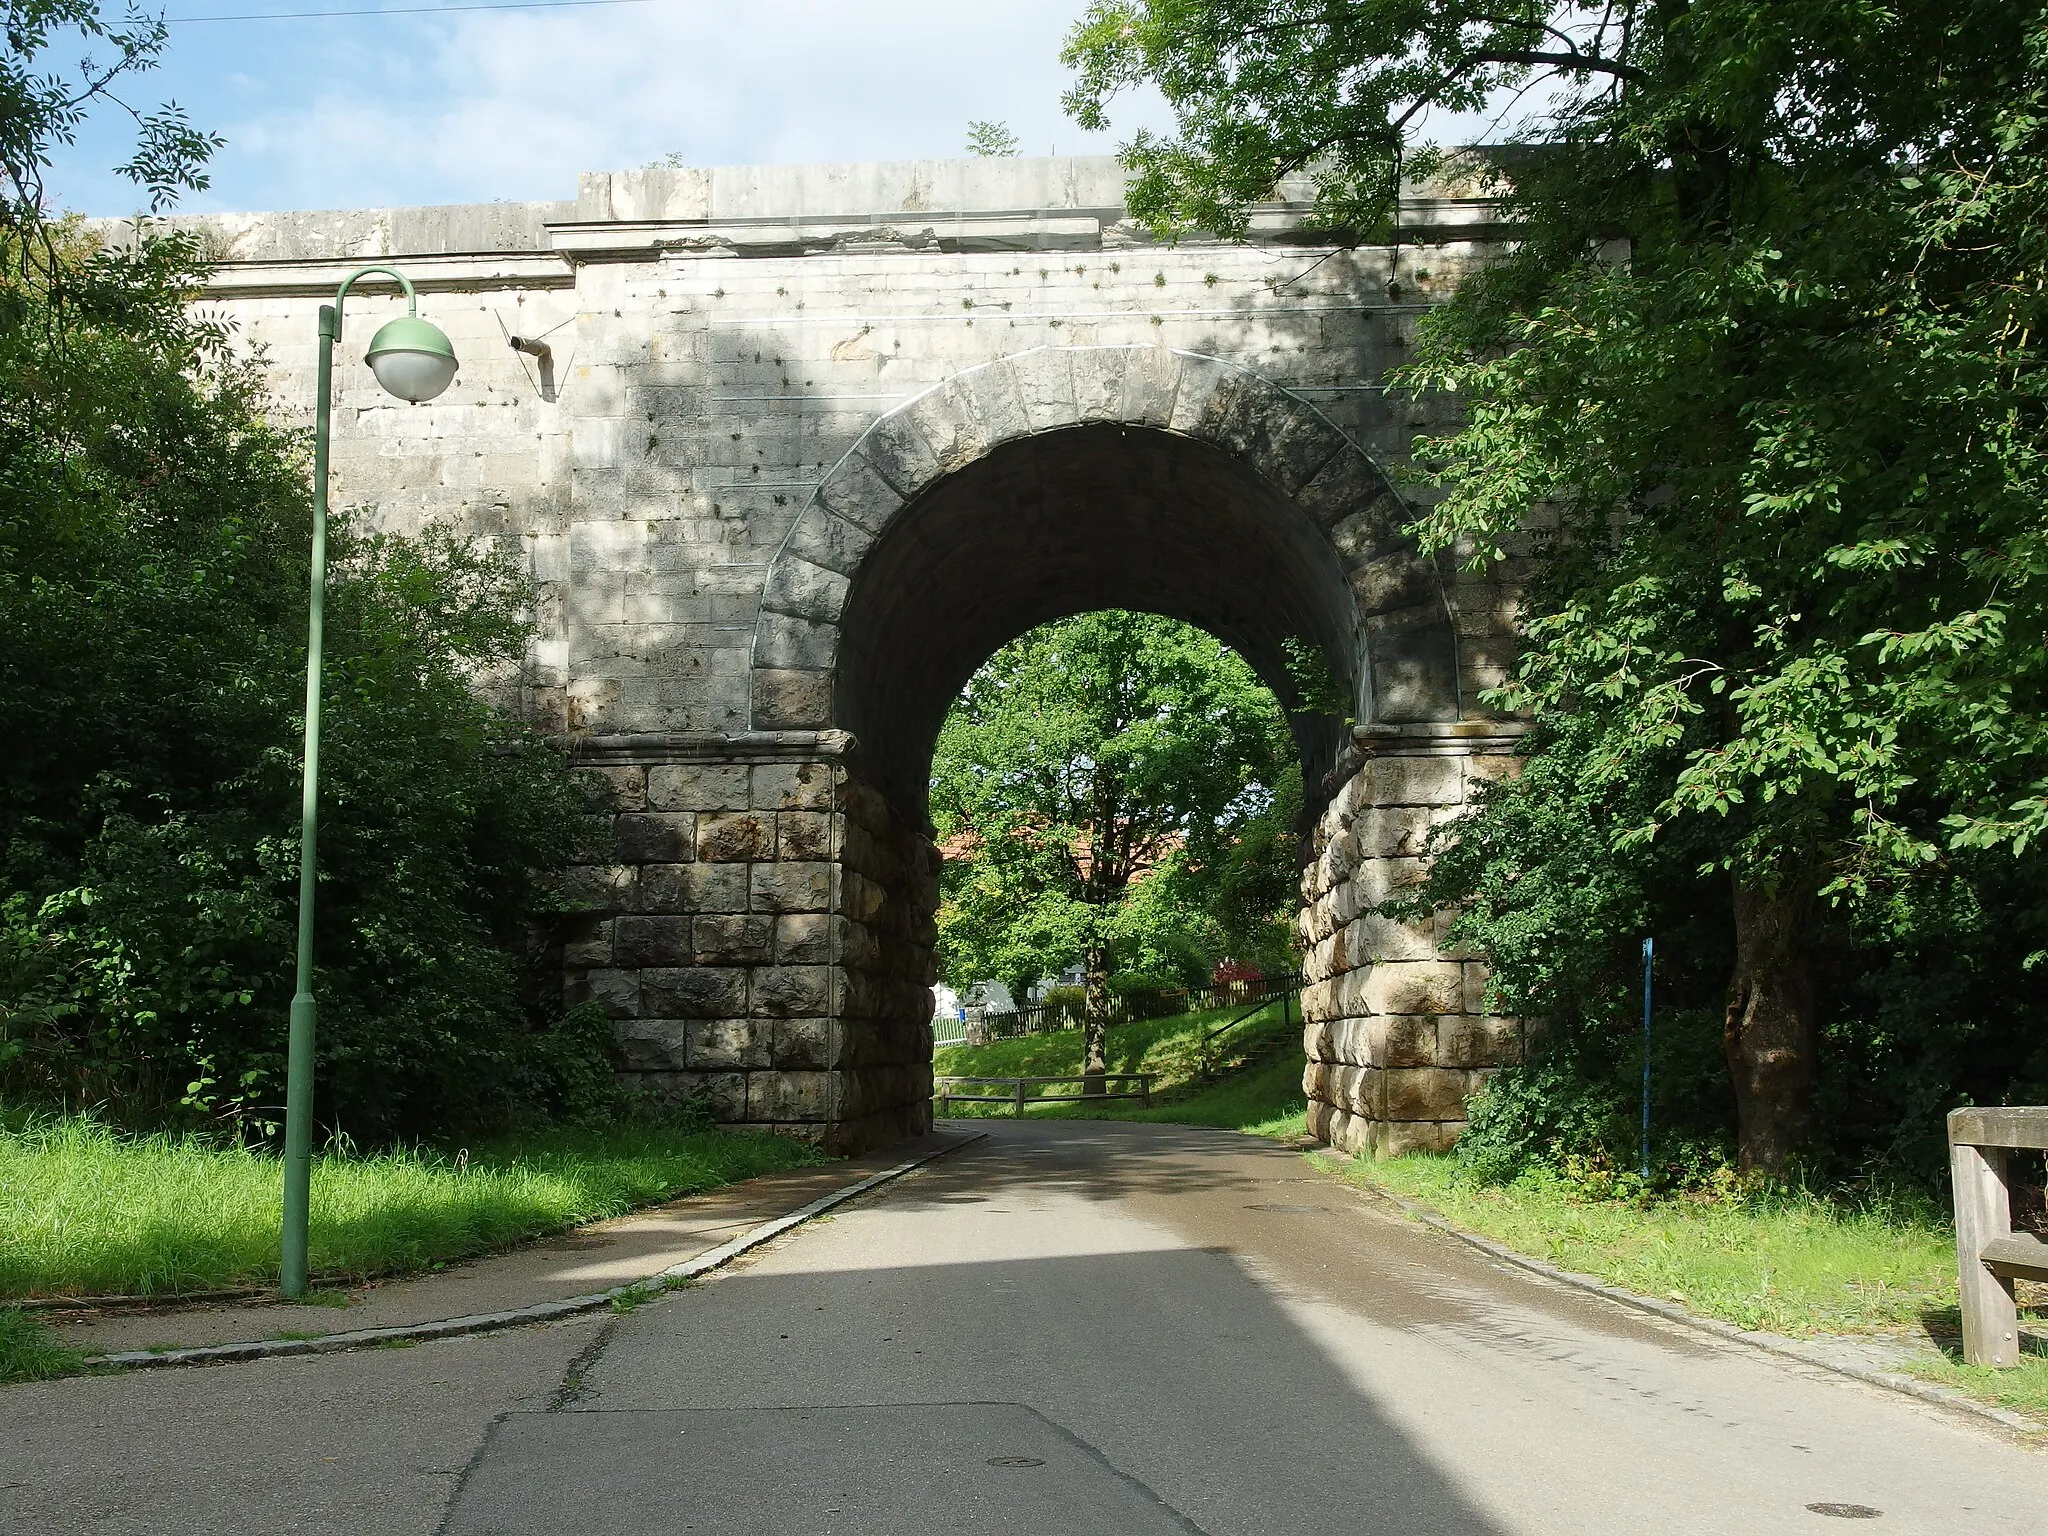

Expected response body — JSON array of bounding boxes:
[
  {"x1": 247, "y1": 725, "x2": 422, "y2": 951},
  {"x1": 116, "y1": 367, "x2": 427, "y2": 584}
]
[{"x1": 1952, "y1": 1135, "x2": 2019, "y2": 1367}]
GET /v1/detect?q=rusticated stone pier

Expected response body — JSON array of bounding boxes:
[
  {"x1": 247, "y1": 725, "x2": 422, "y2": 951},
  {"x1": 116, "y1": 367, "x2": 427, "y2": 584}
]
[{"x1": 1300, "y1": 723, "x2": 1527, "y2": 1156}]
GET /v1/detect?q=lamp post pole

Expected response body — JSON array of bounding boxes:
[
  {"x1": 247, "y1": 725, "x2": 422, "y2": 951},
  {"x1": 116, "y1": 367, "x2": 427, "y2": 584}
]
[{"x1": 281, "y1": 265, "x2": 458, "y2": 1299}]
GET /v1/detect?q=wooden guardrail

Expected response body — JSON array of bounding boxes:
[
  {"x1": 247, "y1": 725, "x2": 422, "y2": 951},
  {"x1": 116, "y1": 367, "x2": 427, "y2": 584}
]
[
  {"x1": 1948, "y1": 1106, "x2": 2048, "y2": 1367},
  {"x1": 934, "y1": 1074, "x2": 1155, "y2": 1116}
]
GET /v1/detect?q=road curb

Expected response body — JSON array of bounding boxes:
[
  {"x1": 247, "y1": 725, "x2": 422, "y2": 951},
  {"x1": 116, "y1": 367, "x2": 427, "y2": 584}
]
[
  {"x1": 1320, "y1": 1157, "x2": 2044, "y2": 1438},
  {"x1": 88, "y1": 1131, "x2": 988, "y2": 1373}
]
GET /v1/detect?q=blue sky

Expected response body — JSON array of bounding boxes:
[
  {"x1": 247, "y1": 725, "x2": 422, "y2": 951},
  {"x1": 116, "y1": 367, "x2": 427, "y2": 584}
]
[{"x1": 55, "y1": 1, "x2": 1170, "y2": 215}]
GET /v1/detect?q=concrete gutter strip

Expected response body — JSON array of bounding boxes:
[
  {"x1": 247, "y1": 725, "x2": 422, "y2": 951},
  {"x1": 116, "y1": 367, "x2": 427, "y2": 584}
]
[
  {"x1": 90, "y1": 1132, "x2": 987, "y2": 1373},
  {"x1": 1332, "y1": 1164, "x2": 2043, "y2": 1437}
]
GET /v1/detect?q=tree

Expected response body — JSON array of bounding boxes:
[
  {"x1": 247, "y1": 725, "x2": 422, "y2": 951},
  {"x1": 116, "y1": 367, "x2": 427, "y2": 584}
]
[
  {"x1": 931, "y1": 612, "x2": 1295, "y2": 1086},
  {"x1": 966, "y1": 120, "x2": 1022, "y2": 158},
  {"x1": 1, "y1": 2, "x2": 611, "y2": 1141},
  {"x1": 1066, "y1": 2, "x2": 2048, "y2": 1171}
]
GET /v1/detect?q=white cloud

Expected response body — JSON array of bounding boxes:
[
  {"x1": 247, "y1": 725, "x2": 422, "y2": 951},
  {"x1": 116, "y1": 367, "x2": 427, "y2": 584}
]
[{"x1": 199, "y1": 1, "x2": 1168, "y2": 211}]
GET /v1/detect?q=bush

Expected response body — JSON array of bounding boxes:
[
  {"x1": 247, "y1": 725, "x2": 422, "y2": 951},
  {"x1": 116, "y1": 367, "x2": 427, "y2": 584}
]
[{"x1": 0, "y1": 234, "x2": 608, "y2": 1145}]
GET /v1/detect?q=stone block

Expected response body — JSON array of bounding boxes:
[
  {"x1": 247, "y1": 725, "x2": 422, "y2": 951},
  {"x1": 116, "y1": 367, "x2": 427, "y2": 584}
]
[
  {"x1": 841, "y1": 869, "x2": 887, "y2": 923},
  {"x1": 638, "y1": 860, "x2": 750, "y2": 915},
  {"x1": 589, "y1": 764, "x2": 647, "y2": 812},
  {"x1": 561, "y1": 918, "x2": 614, "y2": 968},
  {"x1": 774, "y1": 912, "x2": 834, "y2": 965},
  {"x1": 697, "y1": 811, "x2": 773, "y2": 862},
  {"x1": 754, "y1": 669, "x2": 832, "y2": 730},
  {"x1": 1375, "y1": 1119, "x2": 1464, "y2": 1157},
  {"x1": 1364, "y1": 754, "x2": 1465, "y2": 807},
  {"x1": 1463, "y1": 961, "x2": 1492, "y2": 1015},
  {"x1": 1009, "y1": 347, "x2": 1077, "y2": 433},
  {"x1": 752, "y1": 965, "x2": 838, "y2": 1018},
  {"x1": 1463, "y1": 753, "x2": 1525, "y2": 791},
  {"x1": 614, "y1": 914, "x2": 691, "y2": 967},
  {"x1": 752, "y1": 761, "x2": 836, "y2": 811},
  {"x1": 862, "y1": 408, "x2": 945, "y2": 498},
  {"x1": 815, "y1": 451, "x2": 904, "y2": 535},
  {"x1": 759, "y1": 557, "x2": 849, "y2": 624},
  {"x1": 612, "y1": 1018, "x2": 690, "y2": 1070},
  {"x1": 1362, "y1": 961, "x2": 1466, "y2": 1016},
  {"x1": 959, "y1": 357, "x2": 1032, "y2": 444},
  {"x1": 780, "y1": 509, "x2": 874, "y2": 577},
  {"x1": 1439, "y1": 1015, "x2": 1523, "y2": 1069},
  {"x1": 1353, "y1": 857, "x2": 1429, "y2": 907},
  {"x1": 751, "y1": 861, "x2": 834, "y2": 913},
  {"x1": 1350, "y1": 550, "x2": 1443, "y2": 616},
  {"x1": 1370, "y1": 1014, "x2": 1439, "y2": 1068},
  {"x1": 639, "y1": 965, "x2": 747, "y2": 1018},
  {"x1": 692, "y1": 914, "x2": 773, "y2": 964},
  {"x1": 1382, "y1": 1066, "x2": 1474, "y2": 1122},
  {"x1": 755, "y1": 613, "x2": 839, "y2": 671},
  {"x1": 571, "y1": 967, "x2": 641, "y2": 1020},
  {"x1": 1353, "y1": 807, "x2": 1437, "y2": 860},
  {"x1": 776, "y1": 811, "x2": 834, "y2": 860},
  {"x1": 648, "y1": 763, "x2": 751, "y2": 812},
  {"x1": 1345, "y1": 913, "x2": 1441, "y2": 965},
  {"x1": 686, "y1": 1017, "x2": 769, "y2": 1070},
  {"x1": 614, "y1": 812, "x2": 695, "y2": 864},
  {"x1": 749, "y1": 1070, "x2": 835, "y2": 1122},
  {"x1": 557, "y1": 863, "x2": 637, "y2": 911},
  {"x1": 1116, "y1": 345, "x2": 1180, "y2": 426},
  {"x1": 772, "y1": 1017, "x2": 842, "y2": 1071}
]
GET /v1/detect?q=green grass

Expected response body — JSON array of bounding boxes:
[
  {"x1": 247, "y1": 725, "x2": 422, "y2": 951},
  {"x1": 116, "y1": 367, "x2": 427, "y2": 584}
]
[
  {"x1": 933, "y1": 1000, "x2": 1307, "y2": 1138},
  {"x1": 0, "y1": 1307, "x2": 86, "y2": 1383},
  {"x1": 0, "y1": 1113, "x2": 823, "y2": 1303},
  {"x1": 1340, "y1": 1153, "x2": 1960, "y2": 1336},
  {"x1": 1903, "y1": 1350, "x2": 2048, "y2": 1421},
  {"x1": 1336, "y1": 1151, "x2": 2048, "y2": 1424}
]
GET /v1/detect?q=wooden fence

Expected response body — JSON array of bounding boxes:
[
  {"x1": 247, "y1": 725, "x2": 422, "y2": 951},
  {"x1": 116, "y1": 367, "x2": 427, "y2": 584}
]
[{"x1": 934, "y1": 1074, "x2": 1155, "y2": 1116}]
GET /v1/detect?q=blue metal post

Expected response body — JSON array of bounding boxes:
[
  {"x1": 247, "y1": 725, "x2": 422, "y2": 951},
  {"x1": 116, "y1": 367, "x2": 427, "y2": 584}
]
[{"x1": 1640, "y1": 935, "x2": 1654, "y2": 1180}]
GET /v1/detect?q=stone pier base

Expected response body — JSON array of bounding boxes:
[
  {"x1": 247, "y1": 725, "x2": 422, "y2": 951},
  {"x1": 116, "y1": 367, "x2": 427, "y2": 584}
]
[
  {"x1": 561, "y1": 730, "x2": 935, "y2": 1154},
  {"x1": 1299, "y1": 723, "x2": 1527, "y2": 1157}
]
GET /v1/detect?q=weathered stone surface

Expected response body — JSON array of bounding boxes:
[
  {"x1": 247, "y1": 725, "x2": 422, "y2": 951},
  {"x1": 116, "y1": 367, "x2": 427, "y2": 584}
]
[
  {"x1": 637, "y1": 861, "x2": 749, "y2": 914},
  {"x1": 640, "y1": 966, "x2": 747, "y2": 1018},
  {"x1": 776, "y1": 811, "x2": 834, "y2": 859},
  {"x1": 1383, "y1": 1066, "x2": 1473, "y2": 1122},
  {"x1": 614, "y1": 914, "x2": 690, "y2": 967},
  {"x1": 752, "y1": 965, "x2": 838, "y2": 1018},
  {"x1": 614, "y1": 812, "x2": 695, "y2": 864},
  {"x1": 752, "y1": 761, "x2": 836, "y2": 811},
  {"x1": 575, "y1": 967, "x2": 640, "y2": 1019},
  {"x1": 751, "y1": 861, "x2": 834, "y2": 913},
  {"x1": 1362, "y1": 961, "x2": 1466, "y2": 1017},
  {"x1": 686, "y1": 1017, "x2": 769, "y2": 1070},
  {"x1": 649, "y1": 763, "x2": 750, "y2": 812},
  {"x1": 697, "y1": 811, "x2": 773, "y2": 862},
  {"x1": 613, "y1": 1018, "x2": 689, "y2": 1070},
  {"x1": 692, "y1": 914, "x2": 774, "y2": 964}
]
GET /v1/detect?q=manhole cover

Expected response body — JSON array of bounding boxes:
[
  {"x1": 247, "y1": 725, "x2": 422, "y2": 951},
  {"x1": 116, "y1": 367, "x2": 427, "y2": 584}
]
[
  {"x1": 1807, "y1": 1504, "x2": 1882, "y2": 1519},
  {"x1": 987, "y1": 1456, "x2": 1045, "y2": 1467}
]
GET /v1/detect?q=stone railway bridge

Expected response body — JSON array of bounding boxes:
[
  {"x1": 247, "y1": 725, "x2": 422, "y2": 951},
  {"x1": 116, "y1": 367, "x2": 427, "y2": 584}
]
[{"x1": 160, "y1": 155, "x2": 1528, "y2": 1157}]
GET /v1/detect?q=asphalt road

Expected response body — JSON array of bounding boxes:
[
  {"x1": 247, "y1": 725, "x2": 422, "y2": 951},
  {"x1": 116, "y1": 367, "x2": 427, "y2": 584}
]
[{"x1": 3, "y1": 1120, "x2": 2042, "y2": 1534}]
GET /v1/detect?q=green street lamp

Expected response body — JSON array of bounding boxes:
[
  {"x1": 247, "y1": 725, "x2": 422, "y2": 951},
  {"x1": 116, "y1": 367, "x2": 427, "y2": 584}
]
[{"x1": 280, "y1": 266, "x2": 458, "y2": 1299}]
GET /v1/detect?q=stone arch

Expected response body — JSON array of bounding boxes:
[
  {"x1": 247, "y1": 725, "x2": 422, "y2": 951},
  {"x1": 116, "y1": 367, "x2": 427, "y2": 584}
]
[{"x1": 749, "y1": 345, "x2": 1461, "y2": 818}]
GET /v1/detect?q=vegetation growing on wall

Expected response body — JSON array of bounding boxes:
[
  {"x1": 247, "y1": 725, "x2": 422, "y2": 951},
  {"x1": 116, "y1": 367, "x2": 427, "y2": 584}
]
[{"x1": 1068, "y1": 0, "x2": 2048, "y2": 1178}]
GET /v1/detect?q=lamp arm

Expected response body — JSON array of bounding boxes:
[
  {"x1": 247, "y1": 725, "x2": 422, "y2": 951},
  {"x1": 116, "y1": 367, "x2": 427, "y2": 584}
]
[{"x1": 329, "y1": 264, "x2": 420, "y2": 342}]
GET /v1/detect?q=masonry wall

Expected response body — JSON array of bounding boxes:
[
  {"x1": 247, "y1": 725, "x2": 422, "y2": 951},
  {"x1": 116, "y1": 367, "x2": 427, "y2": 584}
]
[
  {"x1": 1299, "y1": 724, "x2": 1527, "y2": 1156},
  {"x1": 149, "y1": 156, "x2": 1524, "y2": 1153}
]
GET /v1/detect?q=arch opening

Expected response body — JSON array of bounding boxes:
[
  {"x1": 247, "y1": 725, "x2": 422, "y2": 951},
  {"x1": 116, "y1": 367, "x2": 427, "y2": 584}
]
[{"x1": 838, "y1": 423, "x2": 1357, "y2": 827}]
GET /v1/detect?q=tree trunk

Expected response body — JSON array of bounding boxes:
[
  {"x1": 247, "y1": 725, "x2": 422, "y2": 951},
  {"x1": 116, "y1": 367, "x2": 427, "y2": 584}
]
[
  {"x1": 1082, "y1": 942, "x2": 1110, "y2": 1095},
  {"x1": 1723, "y1": 871, "x2": 1819, "y2": 1176}
]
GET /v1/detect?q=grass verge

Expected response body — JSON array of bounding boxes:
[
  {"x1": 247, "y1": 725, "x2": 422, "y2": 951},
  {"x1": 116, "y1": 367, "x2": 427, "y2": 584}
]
[
  {"x1": 0, "y1": 1112, "x2": 823, "y2": 1303},
  {"x1": 933, "y1": 1000, "x2": 1307, "y2": 1138},
  {"x1": 1333, "y1": 1151, "x2": 2048, "y2": 1422}
]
